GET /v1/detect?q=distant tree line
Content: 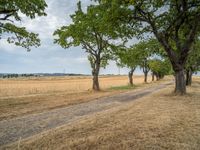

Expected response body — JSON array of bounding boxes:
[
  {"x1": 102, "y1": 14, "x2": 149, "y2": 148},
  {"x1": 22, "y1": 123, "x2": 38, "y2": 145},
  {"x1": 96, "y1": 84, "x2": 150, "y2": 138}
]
[{"x1": 0, "y1": 74, "x2": 36, "y2": 78}]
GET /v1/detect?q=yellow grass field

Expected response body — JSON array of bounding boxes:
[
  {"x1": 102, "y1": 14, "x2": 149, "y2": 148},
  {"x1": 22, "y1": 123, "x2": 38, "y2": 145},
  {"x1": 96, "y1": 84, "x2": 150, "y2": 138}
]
[
  {"x1": 0, "y1": 75, "x2": 153, "y2": 120},
  {"x1": 0, "y1": 75, "x2": 151, "y2": 98},
  {"x1": 3, "y1": 78, "x2": 200, "y2": 150}
]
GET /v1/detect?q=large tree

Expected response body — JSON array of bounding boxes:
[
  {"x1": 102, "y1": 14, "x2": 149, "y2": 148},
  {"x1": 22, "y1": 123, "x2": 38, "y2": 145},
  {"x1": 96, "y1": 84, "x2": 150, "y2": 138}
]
[
  {"x1": 0, "y1": 0, "x2": 47, "y2": 50},
  {"x1": 100, "y1": 0, "x2": 200, "y2": 94},
  {"x1": 54, "y1": 2, "x2": 126, "y2": 91}
]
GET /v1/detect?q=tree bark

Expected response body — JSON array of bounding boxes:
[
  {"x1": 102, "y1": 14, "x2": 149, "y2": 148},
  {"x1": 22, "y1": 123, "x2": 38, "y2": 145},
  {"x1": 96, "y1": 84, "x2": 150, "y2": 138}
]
[
  {"x1": 186, "y1": 69, "x2": 192, "y2": 86},
  {"x1": 92, "y1": 72, "x2": 100, "y2": 91},
  {"x1": 92, "y1": 68, "x2": 100, "y2": 91},
  {"x1": 144, "y1": 72, "x2": 148, "y2": 83},
  {"x1": 158, "y1": 37, "x2": 187, "y2": 94},
  {"x1": 156, "y1": 74, "x2": 159, "y2": 81},
  {"x1": 152, "y1": 72, "x2": 155, "y2": 81},
  {"x1": 128, "y1": 68, "x2": 135, "y2": 86},
  {"x1": 91, "y1": 59, "x2": 100, "y2": 91},
  {"x1": 175, "y1": 68, "x2": 186, "y2": 94},
  {"x1": 189, "y1": 72, "x2": 192, "y2": 86},
  {"x1": 142, "y1": 59, "x2": 149, "y2": 83}
]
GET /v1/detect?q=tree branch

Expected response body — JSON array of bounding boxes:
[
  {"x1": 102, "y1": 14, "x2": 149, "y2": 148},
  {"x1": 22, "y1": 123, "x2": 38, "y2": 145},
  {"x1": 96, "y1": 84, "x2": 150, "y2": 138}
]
[
  {"x1": 82, "y1": 40, "x2": 97, "y2": 56},
  {"x1": 179, "y1": 15, "x2": 200, "y2": 65}
]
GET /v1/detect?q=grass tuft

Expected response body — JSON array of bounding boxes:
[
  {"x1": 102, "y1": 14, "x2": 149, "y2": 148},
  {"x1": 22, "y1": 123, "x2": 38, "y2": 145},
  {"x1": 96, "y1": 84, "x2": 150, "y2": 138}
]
[{"x1": 109, "y1": 85, "x2": 136, "y2": 90}]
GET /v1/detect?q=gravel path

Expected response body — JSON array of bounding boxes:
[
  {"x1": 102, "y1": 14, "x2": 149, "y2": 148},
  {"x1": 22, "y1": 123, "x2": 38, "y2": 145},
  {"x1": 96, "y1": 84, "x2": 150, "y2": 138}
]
[{"x1": 0, "y1": 82, "x2": 172, "y2": 146}]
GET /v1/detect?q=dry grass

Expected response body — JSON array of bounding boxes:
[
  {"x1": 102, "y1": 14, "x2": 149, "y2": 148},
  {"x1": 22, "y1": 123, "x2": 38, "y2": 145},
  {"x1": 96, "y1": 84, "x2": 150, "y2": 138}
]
[
  {"x1": 3, "y1": 78, "x2": 200, "y2": 150},
  {"x1": 0, "y1": 75, "x2": 153, "y2": 120},
  {"x1": 0, "y1": 75, "x2": 151, "y2": 98}
]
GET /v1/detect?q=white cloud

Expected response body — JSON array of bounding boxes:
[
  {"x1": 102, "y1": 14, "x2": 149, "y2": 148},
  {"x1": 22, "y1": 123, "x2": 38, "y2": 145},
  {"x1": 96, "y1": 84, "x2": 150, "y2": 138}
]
[
  {"x1": 75, "y1": 57, "x2": 88, "y2": 63},
  {"x1": 16, "y1": 0, "x2": 95, "y2": 40},
  {"x1": 0, "y1": 39, "x2": 29, "y2": 55}
]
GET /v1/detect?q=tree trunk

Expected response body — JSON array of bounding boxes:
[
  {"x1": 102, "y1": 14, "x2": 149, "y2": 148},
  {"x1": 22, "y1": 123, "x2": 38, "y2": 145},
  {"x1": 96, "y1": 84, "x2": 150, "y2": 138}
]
[
  {"x1": 156, "y1": 74, "x2": 159, "y2": 81},
  {"x1": 142, "y1": 60, "x2": 149, "y2": 83},
  {"x1": 175, "y1": 69, "x2": 186, "y2": 94},
  {"x1": 186, "y1": 69, "x2": 192, "y2": 86},
  {"x1": 128, "y1": 68, "x2": 135, "y2": 86},
  {"x1": 189, "y1": 72, "x2": 192, "y2": 86},
  {"x1": 92, "y1": 63, "x2": 100, "y2": 91},
  {"x1": 92, "y1": 72, "x2": 100, "y2": 91},
  {"x1": 152, "y1": 72, "x2": 155, "y2": 81},
  {"x1": 144, "y1": 72, "x2": 148, "y2": 83}
]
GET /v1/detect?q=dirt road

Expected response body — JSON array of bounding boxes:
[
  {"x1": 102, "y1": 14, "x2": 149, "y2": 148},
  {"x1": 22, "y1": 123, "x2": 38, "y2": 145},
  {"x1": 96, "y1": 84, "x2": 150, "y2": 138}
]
[{"x1": 0, "y1": 82, "x2": 172, "y2": 147}]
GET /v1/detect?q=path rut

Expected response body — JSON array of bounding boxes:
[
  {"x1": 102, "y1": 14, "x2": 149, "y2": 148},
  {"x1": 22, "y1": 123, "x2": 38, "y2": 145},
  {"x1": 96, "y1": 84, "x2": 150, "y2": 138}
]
[{"x1": 0, "y1": 82, "x2": 172, "y2": 146}]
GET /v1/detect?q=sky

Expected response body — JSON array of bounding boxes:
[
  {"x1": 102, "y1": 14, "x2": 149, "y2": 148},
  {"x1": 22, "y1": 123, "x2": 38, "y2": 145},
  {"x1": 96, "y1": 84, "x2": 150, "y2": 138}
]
[{"x1": 0, "y1": 0, "x2": 142, "y2": 75}]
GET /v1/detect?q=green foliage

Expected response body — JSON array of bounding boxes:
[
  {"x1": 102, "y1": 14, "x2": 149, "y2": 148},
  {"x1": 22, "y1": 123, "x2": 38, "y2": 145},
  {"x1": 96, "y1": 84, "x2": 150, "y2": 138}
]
[
  {"x1": 0, "y1": 0, "x2": 47, "y2": 50},
  {"x1": 115, "y1": 38, "x2": 161, "y2": 70},
  {"x1": 149, "y1": 59, "x2": 171, "y2": 78},
  {"x1": 133, "y1": 39, "x2": 158, "y2": 70},
  {"x1": 96, "y1": 0, "x2": 200, "y2": 93},
  {"x1": 186, "y1": 39, "x2": 200, "y2": 72},
  {"x1": 115, "y1": 47, "x2": 142, "y2": 69},
  {"x1": 2, "y1": 23, "x2": 40, "y2": 50},
  {"x1": 99, "y1": 0, "x2": 200, "y2": 69},
  {"x1": 54, "y1": 1, "x2": 127, "y2": 70}
]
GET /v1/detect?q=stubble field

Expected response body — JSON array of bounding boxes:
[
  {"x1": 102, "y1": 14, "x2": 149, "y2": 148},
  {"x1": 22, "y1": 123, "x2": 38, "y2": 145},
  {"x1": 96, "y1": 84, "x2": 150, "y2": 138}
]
[
  {"x1": 0, "y1": 75, "x2": 151, "y2": 98},
  {"x1": 2, "y1": 77, "x2": 200, "y2": 150},
  {"x1": 0, "y1": 75, "x2": 152, "y2": 120}
]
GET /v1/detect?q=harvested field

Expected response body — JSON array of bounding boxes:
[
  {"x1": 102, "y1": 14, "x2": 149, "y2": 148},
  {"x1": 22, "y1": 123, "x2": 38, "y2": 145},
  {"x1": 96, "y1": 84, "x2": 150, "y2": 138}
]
[
  {"x1": 0, "y1": 75, "x2": 151, "y2": 98},
  {"x1": 0, "y1": 75, "x2": 153, "y2": 120},
  {"x1": 2, "y1": 77, "x2": 200, "y2": 150},
  {"x1": 0, "y1": 82, "x2": 172, "y2": 146}
]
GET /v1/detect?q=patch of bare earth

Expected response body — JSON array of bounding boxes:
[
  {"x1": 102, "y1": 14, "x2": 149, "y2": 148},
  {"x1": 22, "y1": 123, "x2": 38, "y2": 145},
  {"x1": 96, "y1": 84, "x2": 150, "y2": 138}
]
[{"x1": 3, "y1": 79, "x2": 200, "y2": 150}]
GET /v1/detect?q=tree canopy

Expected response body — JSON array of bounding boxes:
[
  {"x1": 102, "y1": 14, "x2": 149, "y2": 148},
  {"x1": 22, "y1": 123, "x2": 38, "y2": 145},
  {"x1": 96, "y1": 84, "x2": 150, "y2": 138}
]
[
  {"x1": 97, "y1": 0, "x2": 200, "y2": 94},
  {"x1": 0, "y1": 0, "x2": 47, "y2": 50},
  {"x1": 149, "y1": 59, "x2": 171, "y2": 80}
]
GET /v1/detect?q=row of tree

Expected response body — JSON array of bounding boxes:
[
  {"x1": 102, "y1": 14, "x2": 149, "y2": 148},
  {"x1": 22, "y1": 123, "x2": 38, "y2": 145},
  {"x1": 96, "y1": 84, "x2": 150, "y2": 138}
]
[
  {"x1": 0, "y1": 74, "x2": 36, "y2": 78},
  {"x1": 55, "y1": 1, "x2": 200, "y2": 94},
  {"x1": 1, "y1": 0, "x2": 200, "y2": 95},
  {"x1": 115, "y1": 39, "x2": 172, "y2": 86}
]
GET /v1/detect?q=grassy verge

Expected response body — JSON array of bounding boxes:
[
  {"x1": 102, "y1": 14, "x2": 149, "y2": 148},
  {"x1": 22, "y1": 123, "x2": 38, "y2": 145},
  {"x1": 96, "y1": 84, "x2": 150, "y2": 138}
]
[{"x1": 109, "y1": 84, "x2": 136, "y2": 90}]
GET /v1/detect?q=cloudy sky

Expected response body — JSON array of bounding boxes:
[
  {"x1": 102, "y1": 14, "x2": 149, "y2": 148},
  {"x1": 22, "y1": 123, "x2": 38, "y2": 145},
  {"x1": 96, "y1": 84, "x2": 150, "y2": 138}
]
[{"x1": 0, "y1": 0, "x2": 142, "y2": 75}]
